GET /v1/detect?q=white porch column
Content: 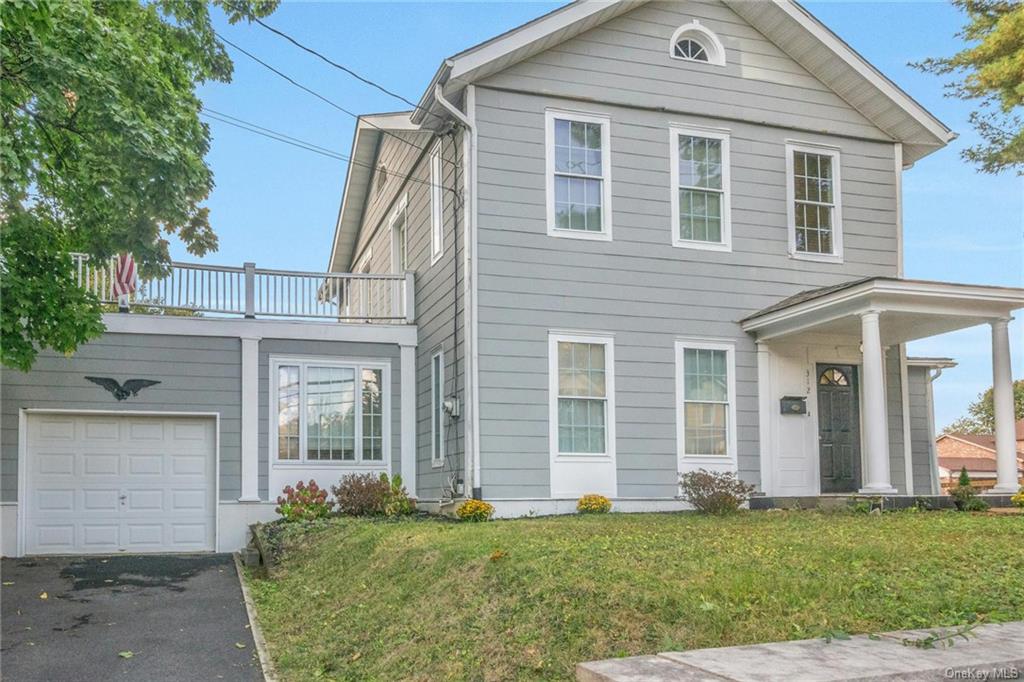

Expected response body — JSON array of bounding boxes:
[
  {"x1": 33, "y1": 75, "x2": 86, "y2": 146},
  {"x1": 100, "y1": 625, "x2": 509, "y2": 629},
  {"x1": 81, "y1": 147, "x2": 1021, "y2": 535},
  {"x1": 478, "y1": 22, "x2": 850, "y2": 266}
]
[
  {"x1": 989, "y1": 317, "x2": 1018, "y2": 494},
  {"x1": 859, "y1": 310, "x2": 897, "y2": 494},
  {"x1": 239, "y1": 336, "x2": 261, "y2": 502},
  {"x1": 400, "y1": 342, "x2": 417, "y2": 498}
]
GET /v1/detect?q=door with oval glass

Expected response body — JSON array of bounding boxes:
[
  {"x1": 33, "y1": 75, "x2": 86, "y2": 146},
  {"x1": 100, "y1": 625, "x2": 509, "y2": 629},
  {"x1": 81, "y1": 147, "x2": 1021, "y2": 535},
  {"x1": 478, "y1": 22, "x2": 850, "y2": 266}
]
[{"x1": 816, "y1": 365, "x2": 861, "y2": 493}]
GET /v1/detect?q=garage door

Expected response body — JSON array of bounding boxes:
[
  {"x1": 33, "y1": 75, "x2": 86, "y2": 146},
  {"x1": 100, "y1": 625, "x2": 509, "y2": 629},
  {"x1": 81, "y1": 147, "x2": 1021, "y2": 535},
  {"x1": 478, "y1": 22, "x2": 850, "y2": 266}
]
[{"x1": 24, "y1": 414, "x2": 216, "y2": 555}]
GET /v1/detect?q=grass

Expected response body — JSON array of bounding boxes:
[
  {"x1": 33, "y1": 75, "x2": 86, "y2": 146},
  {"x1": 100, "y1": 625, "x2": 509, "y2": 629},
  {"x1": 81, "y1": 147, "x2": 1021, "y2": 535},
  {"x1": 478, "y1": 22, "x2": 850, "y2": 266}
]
[{"x1": 246, "y1": 511, "x2": 1024, "y2": 681}]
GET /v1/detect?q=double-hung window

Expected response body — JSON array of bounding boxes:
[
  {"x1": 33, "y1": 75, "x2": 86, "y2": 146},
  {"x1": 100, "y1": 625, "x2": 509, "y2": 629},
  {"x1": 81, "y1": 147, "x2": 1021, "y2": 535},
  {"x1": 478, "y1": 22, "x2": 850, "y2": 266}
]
[
  {"x1": 272, "y1": 357, "x2": 388, "y2": 464},
  {"x1": 550, "y1": 333, "x2": 615, "y2": 457},
  {"x1": 546, "y1": 109, "x2": 612, "y2": 240},
  {"x1": 429, "y1": 141, "x2": 444, "y2": 264},
  {"x1": 431, "y1": 349, "x2": 444, "y2": 467},
  {"x1": 670, "y1": 126, "x2": 731, "y2": 250},
  {"x1": 787, "y1": 143, "x2": 843, "y2": 261},
  {"x1": 675, "y1": 340, "x2": 736, "y2": 461}
]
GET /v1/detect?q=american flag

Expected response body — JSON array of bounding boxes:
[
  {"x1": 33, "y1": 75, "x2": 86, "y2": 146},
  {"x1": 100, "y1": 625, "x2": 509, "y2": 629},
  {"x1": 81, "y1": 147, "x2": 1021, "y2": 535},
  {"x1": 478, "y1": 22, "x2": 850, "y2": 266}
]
[{"x1": 112, "y1": 253, "x2": 137, "y2": 297}]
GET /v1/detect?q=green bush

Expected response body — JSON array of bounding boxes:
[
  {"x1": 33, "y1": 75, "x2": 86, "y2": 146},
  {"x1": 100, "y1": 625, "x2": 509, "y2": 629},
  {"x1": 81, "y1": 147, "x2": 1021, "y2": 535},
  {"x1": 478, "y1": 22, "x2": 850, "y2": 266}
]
[
  {"x1": 949, "y1": 467, "x2": 989, "y2": 512},
  {"x1": 332, "y1": 473, "x2": 415, "y2": 517},
  {"x1": 678, "y1": 469, "x2": 755, "y2": 515},
  {"x1": 275, "y1": 480, "x2": 332, "y2": 522}
]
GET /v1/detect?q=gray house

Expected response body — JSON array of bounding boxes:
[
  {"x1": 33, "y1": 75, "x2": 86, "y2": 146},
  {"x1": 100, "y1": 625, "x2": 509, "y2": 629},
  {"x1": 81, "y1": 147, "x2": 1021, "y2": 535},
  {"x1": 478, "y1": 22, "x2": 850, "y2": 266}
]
[{"x1": 3, "y1": 0, "x2": 1022, "y2": 556}]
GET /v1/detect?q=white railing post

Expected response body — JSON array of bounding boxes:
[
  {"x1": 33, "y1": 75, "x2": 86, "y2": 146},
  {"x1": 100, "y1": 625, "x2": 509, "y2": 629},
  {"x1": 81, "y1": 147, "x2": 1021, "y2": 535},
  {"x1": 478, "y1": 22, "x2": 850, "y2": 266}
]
[
  {"x1": 244, "y1": 262, "x2": 256, "y2": 318},
  {"x1": 404, "y1": 271, "x2": 415, "y2": 324}
]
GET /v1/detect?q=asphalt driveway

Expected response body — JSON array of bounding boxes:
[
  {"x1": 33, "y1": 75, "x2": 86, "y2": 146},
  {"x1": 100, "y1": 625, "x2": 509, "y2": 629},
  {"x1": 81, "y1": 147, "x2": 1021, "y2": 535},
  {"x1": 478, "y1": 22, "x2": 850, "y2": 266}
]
[{"x1": 1, "y1": 554, "x2": 263, "y2": 681}]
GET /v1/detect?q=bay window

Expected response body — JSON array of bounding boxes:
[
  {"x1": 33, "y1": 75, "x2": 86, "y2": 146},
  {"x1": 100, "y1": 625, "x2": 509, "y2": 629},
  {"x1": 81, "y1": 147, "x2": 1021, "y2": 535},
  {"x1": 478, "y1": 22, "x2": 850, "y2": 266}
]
[{"x1": 272, "y1": 357, "x2": 389, "y2": 464}]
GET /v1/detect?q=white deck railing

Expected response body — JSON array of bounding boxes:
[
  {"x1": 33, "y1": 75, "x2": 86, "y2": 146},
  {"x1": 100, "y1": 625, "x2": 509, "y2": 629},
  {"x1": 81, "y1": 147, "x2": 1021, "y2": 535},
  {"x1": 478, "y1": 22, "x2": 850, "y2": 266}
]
[{"x1": 72, "y1": 254, "x2": 414, "y2": 323}]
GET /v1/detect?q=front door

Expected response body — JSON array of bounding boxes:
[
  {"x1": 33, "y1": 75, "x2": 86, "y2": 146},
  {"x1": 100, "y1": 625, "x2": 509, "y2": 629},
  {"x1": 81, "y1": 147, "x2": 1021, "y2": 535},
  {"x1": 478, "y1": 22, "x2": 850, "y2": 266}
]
[{"x1": 816, "y1": 365, "x2": 861, "y2": 493}]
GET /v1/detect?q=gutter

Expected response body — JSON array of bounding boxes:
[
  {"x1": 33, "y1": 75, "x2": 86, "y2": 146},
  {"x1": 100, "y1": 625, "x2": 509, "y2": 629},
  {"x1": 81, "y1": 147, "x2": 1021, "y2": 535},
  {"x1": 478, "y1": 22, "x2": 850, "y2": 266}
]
[{"x1": 434, "y1": 83, "x2": 481, "y2": 499}]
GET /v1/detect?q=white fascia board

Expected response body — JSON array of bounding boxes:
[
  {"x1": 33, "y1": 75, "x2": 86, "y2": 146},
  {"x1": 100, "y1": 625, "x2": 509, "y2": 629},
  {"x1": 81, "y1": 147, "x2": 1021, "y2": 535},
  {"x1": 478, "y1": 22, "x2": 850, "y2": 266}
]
[
  {"x1": 743, "y1": 279, "x2": 1024, "y2": 335},
  {"x1": 102, "y1": 314, "x2": 418, "y2": 346},
  {"x1": 771, "y1": 0, "x2": 954, "y2": 144},
  {"x1": 906, "y1": 357, "x2": 958, "y2": 369}
]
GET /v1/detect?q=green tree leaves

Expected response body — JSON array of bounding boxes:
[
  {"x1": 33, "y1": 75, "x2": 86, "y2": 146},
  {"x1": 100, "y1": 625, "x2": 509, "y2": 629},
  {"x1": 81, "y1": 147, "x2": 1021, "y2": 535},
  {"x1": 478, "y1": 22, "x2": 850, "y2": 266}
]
[
  {"x1": 914, "y1": 0, "x2": 1024, "y2": 175},
  {"x1": 945, "y1": 379, "x2": 1024, "y2": 433},
  {"x1": 0, "y1": 0, "x2": 278, "y2": 368}
]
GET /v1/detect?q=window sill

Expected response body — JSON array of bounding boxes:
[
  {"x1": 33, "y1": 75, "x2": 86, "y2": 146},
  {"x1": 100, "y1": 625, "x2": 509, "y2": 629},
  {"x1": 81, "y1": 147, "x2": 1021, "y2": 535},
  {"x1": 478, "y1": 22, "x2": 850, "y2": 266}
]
[
  {"x1": 547, "y1": 227, "x2": 612, "y2": 242},
  {"x1": 431, "y1": 460, "x2": 444, "y2": 469},
  {"x1": 672, "y1": 238, "x2": 732, "y2": 252},
  {"x1": 789, "y1": 251, "x2": 844, "y2": 264},
  {"x1": 554, "y1": 453, "x2": 613, "y2": 463},
  {"x1": 273, "y1": 461, "x2": 387, "y2": 467}
]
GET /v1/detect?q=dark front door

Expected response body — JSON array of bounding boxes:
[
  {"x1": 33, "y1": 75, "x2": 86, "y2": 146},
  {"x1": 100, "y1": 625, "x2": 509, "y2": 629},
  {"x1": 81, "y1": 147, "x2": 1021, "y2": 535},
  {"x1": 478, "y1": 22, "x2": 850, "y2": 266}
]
[{"x1": 817, "y1": 365, "x2": 861, "y2": 493}]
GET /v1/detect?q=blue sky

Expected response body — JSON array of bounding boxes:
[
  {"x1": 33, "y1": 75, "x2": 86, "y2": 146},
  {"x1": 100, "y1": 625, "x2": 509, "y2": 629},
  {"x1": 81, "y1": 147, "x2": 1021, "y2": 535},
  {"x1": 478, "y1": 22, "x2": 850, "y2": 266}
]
[{"x1": 190, "y1": 1, "x2": 1023, "y2": 428}]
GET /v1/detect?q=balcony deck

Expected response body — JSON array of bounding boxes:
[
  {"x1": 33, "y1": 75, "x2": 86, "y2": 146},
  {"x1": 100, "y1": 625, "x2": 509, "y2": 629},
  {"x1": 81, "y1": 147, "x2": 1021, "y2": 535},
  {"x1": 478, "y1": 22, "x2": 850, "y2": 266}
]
[{"x1": 73, "y1": 254, "x2": 414, "y2": 324}]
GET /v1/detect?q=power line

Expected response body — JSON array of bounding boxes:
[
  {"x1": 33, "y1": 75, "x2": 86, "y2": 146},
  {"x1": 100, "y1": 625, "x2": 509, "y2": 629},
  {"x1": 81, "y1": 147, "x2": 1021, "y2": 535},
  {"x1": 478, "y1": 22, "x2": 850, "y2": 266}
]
[
  {"x1": 200, "y1": 107, "x2": 439, "y2": 191},
  {"x1": 249, "y1": 16, "x2": 441, "y2": 124},
  {"x1": 201, "y1": 108, "x2": 345, "y2": 160},
  {"x1": 215, "y1": 32, "x2": 456, "y2": 171}
]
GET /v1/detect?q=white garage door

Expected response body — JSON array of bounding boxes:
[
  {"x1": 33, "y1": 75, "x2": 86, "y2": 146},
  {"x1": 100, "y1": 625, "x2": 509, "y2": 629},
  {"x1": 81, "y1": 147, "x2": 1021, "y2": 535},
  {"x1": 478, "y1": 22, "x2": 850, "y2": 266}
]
[{"x1": 24, "y1": 414, "x2": 216, "y2": 555}]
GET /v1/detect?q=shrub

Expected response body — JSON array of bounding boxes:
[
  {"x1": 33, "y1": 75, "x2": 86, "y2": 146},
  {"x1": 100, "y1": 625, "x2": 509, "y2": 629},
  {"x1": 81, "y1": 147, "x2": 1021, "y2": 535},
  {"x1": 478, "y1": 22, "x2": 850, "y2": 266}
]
[
  {"x1": 381, "y1": 474, "x2": 416, "y2": 517},
  {"x1": 577, "y1": 494, "x2": 612, "y2": 514},
  {"x1": 1012, "y1": 487, "x2": 1024, "y2": 509},
  {"x1": 456, "y1": 499, "x2": 494, "y2": 522},
  {"x1": 276, "y1": 480, "x2": 332, "y2": 522},
  {"x1": 949, "y1": 467, "x2": 989, "y2": 512},
  {"x1": 678, "y1": 469, "x2": 755, "y2": 515},
  {"x1": 332, "y1": 473, "x2": 415, "y2": 517}
]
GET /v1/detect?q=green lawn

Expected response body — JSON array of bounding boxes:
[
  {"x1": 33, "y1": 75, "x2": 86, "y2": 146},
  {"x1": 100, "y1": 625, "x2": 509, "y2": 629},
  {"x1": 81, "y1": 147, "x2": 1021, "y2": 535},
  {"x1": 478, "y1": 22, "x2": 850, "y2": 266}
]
[{"x1": 246, "y1": 511, "x2": 1024, "y2": 681}]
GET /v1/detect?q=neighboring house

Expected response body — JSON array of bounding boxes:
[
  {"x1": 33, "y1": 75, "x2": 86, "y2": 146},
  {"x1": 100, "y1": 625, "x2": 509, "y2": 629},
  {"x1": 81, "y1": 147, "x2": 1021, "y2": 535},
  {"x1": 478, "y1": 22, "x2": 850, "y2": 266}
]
[
  {"x1": 936, "y1": 419, "x2": 1024, "y2": 489},
  {"x1": 3, "y1": 0, "x2": 1024, "y2": 557}
]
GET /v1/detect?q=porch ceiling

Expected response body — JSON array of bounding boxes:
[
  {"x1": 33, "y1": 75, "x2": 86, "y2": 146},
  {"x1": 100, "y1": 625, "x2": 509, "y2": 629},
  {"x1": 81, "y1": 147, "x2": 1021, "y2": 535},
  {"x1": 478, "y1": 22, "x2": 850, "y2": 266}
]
[{"x1": 741, "y1": 277, "x2": 1024, "y2": 345}]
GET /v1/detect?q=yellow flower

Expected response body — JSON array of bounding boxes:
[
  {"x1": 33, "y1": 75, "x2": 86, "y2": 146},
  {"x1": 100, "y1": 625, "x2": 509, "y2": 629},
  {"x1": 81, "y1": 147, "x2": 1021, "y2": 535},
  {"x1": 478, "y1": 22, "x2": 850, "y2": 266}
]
[{"x1": 577, "y1": 494, "x2": 612, "y2": 514}]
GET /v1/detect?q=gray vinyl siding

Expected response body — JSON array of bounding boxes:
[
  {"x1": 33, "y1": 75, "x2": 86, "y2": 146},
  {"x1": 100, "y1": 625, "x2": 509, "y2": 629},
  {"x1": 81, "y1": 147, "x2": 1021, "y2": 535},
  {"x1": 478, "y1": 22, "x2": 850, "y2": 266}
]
[
  {"x1": 258, "y1": 339, "x2": 402, "y2": 499},
  {"x1": 885, "y1": 349, "x2": 908, "y2": 494},
  {"x1": 907, "y1": 366, "x2": 938, "y2": 494},
  {"x1": 479, "y1": 0, "x2": 888, "y2": 143},
  {"x1": 346, "y1": 130, "x2": 467, "y2": 501},
  {"x1": 472, "y1": 0, "x2": 899, "y2": 499},
  {"x1": 0, "y1": 334, "x2": 241, "y2": 502}
]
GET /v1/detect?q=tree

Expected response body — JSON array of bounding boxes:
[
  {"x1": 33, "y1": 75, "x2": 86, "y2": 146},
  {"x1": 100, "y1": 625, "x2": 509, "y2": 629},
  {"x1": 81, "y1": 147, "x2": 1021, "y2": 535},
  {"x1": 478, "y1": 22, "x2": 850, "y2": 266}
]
[
  {"x1": 1, "y1": 0, "x2": 278, "y2": 370},
  {"x1": 945, "y1": 379, "x2": 1024, "y2": 433},
  {"x1": 914, "y1": 0, "x2": 1024, "y2": 175}
]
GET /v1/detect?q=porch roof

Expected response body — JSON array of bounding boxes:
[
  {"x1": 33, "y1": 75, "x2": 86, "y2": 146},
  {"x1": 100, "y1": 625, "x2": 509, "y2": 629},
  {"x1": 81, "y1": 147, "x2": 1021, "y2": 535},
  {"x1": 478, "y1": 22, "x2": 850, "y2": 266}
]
[{"x1": 741, "y1": 277, "x2": 1024, "y2": 344}]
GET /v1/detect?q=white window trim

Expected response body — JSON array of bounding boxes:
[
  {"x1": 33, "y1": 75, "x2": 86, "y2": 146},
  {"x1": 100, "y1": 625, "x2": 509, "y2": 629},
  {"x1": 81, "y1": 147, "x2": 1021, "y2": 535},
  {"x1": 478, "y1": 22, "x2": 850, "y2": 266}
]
[
  {"x1": 669, "y1": 125, "x2": 732, "y2": 252},
  {"x1": 389, "y1": 193, "x2": 409, "y2": 273},
  {"x1": 548, "y1": 331, "x2": 616, "y2": 462},
  {"x1": 669, "y1": 21, "x2": 726, "y2": 67},
  {"x1": 269, "y1": 355, "x2": 392, "y2": 469},
  {"x1": 431, "y1": 348, "x2": 445, "y2": 468},
  {"x1": 544, "y1": 108, "x2": 613, "y2": 242},
  {"x1": 786, "y1": 142, "x2": 844, "y2": 263},
  {"x1": 675, "y1": 338, "x2": 738, "y2": 469},
  {"x1": 429, "y1": 141, "x2": 444, "y2": 265}
]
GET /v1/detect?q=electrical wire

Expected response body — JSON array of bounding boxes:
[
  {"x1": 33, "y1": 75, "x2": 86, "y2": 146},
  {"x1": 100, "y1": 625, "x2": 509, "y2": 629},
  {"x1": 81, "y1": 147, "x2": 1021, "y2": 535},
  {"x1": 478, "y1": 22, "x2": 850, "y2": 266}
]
[{"x1": 215, "y1": 32, "x2": 458, "y2": 171}]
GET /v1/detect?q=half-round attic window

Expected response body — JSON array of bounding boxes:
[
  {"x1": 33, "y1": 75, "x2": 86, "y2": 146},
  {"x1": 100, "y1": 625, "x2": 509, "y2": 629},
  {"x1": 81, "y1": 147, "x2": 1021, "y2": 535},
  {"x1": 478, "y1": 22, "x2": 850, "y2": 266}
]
[{"x1": 669, "y1": 21, "x2": 725, "y2": 66}]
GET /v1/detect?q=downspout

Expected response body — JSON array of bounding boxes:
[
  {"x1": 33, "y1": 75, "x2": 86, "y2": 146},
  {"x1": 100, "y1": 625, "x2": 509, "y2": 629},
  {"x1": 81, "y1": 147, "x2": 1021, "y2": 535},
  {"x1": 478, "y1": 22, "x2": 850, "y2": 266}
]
[
  {"x1": 434, "y1": 83, "x2": 479, "y2": 499},
  {"x1": 925, "y1": 367, "x2": 945, "y2": 495}
]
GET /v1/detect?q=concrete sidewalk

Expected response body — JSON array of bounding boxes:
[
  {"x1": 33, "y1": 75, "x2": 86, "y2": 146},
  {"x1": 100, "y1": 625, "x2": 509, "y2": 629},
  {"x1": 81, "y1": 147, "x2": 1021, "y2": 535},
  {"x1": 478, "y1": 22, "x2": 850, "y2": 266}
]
[{"x1": 578, "y1": 621, "x2": 1024, "y2": 681}]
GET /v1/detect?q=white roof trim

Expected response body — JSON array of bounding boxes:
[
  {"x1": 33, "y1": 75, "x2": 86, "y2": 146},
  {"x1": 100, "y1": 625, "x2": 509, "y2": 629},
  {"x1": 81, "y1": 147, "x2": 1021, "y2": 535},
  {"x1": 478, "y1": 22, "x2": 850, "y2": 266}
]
[
  {"x1": 326, "y1": 112, "x2": 419, "y2": 273},
  {"x1": 765, "y1": 0, "x2": 954, "y2": 143},
  {"x1": 743, "y1": 278, "x2": 1024, "y2": 333},
  {"x1": 906, "y1": 357, "x2": 958, "y2": 369}
]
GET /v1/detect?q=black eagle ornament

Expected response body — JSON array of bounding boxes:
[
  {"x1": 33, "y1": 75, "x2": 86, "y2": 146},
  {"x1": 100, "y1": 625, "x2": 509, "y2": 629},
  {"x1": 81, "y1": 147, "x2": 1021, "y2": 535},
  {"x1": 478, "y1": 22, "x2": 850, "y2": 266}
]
[{"x1": 85, "y1": 377, "x2": 161, "y2": 401}]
